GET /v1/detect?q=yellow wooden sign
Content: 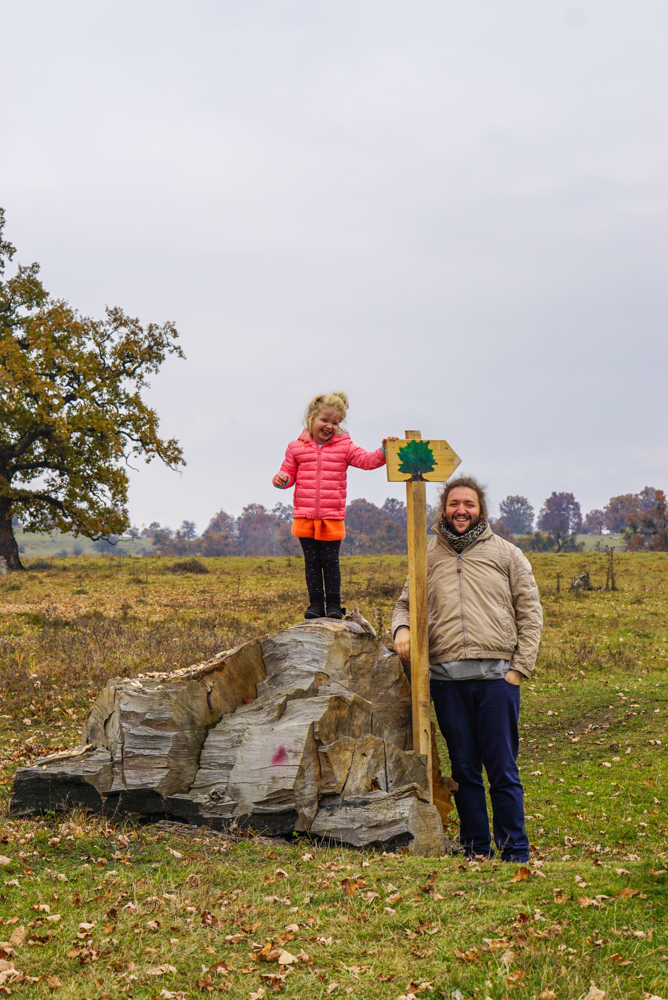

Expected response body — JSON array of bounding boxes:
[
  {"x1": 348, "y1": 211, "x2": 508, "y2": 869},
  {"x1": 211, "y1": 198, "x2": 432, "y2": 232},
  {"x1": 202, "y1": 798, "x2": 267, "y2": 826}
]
[{"x1": 385, "y1": 437, "x2": 461, "y2": 483}]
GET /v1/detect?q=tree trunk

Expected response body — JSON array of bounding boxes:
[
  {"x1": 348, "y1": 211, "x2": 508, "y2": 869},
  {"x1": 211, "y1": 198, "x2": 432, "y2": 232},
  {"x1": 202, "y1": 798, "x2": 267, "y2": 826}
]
[{"x1": 0, "y1": 500, "x2": 23, "y2": 571}]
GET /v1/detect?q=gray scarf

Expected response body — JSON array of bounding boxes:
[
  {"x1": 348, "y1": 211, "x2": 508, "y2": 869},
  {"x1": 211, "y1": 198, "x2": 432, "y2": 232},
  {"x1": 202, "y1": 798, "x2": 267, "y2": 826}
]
[{"x1": 437, "y1": 517, "x2": 488, "y2": 552}]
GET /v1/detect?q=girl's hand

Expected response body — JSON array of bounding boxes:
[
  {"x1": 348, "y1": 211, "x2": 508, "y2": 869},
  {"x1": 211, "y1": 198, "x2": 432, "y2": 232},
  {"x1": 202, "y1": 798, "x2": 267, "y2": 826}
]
[
  {"x1": 274, "y1": 472, "x2": 289, "y2": 487},
  {"x1": 382, "y1": 436, "x2": 399, "y2": 448}
]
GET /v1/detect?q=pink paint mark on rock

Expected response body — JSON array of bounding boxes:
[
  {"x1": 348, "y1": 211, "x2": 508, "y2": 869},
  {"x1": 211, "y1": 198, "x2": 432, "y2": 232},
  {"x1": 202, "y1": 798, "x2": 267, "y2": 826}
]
[{"x1": 271, "y1": 746, "x2": 288, "y2": 766}]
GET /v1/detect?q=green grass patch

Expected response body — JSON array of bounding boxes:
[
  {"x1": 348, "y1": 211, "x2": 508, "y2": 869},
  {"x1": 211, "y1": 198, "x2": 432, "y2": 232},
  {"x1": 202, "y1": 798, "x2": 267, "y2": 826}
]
[{"x1": 0, "y1": 552, "x2": 666, "y2": 997}]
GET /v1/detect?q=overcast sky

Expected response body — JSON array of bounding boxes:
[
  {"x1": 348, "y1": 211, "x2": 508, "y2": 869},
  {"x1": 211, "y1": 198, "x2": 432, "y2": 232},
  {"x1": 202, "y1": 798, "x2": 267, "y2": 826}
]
[{"x1": 2, "y1": 1, "x2": 666, "y2": 531}]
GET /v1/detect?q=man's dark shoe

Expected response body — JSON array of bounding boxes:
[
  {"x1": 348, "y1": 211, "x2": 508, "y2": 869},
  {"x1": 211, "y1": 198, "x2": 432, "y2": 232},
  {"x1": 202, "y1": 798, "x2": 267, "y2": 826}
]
[{"x1": 304, "y1": 604, "x2": 325, "y2": 619}]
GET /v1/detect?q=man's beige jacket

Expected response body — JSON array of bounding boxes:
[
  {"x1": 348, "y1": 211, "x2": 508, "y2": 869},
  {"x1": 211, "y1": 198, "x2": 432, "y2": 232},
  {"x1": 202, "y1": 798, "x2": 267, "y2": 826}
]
[{"x1": 391, "y1": 524, "x2": 543, "y2": 678}]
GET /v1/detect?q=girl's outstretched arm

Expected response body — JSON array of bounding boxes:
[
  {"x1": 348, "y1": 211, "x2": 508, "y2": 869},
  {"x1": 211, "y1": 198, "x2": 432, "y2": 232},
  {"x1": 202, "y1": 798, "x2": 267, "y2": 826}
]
[{"x1": 346, "y1": 436, "x2": 399, "y2": 470}]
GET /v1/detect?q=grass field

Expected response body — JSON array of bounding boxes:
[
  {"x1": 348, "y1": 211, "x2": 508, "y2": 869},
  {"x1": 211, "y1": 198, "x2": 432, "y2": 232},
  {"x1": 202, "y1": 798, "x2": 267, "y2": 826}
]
[{"x1": 0, "y1": 551, "x2": 666, "y2": 1000}]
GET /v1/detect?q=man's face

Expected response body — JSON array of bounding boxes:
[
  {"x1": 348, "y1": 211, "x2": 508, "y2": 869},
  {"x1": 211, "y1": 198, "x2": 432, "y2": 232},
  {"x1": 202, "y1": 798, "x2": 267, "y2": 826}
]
[{"x1": 444, "y1": 487, "x2": 481, "y2": 535}]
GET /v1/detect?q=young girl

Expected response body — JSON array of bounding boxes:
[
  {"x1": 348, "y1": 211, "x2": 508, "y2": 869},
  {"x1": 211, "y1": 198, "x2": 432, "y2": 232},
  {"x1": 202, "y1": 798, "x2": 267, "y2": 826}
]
[{"x1": 273, "y1": 392, "x2": 394, "y2": 619}]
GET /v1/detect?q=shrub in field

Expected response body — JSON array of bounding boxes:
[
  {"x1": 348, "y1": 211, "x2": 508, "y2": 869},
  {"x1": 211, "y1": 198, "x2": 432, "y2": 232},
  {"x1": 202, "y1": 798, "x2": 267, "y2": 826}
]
[
  {"x1": 168, "y1": 558, "x2": 209, "y2": 574},
  {"x1": 25, "y1": 559, "x2": 66, "y2": 572}
]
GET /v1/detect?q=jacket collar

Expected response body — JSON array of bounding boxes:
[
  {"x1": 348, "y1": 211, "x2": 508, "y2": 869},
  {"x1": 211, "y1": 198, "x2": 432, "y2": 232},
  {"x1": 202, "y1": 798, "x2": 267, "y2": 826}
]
[
  {"x1": 298, "y1": 429, "x2": 350, "y2": 446},
  {"x1": 432, "y1": 521, "x2": 494, "y2": 552}
]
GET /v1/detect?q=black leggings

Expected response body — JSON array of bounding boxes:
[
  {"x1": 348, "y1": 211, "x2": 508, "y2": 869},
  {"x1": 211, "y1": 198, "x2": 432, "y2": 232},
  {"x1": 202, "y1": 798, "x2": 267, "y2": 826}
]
[{"x1": 299, "y1": 538, "x2": 341, "y2": 604}]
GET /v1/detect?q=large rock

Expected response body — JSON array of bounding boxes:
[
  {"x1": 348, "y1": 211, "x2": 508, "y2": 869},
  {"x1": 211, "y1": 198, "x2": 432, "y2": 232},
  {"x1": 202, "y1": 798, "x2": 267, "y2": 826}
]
[{"x1": 11, "y1": 621, "x2": 457, "y2": 855}]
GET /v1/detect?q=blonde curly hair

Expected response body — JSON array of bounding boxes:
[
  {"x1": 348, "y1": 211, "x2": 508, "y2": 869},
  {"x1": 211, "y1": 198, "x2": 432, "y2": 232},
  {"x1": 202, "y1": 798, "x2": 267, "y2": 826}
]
[{"x1": 304, "y1": 392, "x2": 349, "y2": 434}]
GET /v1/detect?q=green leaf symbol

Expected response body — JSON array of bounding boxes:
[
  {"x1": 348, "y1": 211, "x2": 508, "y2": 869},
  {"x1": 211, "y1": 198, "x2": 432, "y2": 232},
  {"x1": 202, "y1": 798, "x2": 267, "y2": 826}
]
[{"x1": 397, "y1": 439, "x2": 436, "y2": 480}]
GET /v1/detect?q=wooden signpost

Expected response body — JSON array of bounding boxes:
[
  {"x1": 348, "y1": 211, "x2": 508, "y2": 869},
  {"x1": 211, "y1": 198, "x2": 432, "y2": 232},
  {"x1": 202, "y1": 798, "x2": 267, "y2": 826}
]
[{"x1": 386, "y1": 432, "x2": 461, "y2": 802}]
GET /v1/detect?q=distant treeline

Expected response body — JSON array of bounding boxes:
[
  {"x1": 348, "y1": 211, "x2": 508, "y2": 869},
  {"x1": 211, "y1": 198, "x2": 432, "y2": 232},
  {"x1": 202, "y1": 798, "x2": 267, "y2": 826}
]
[
  {"x1": 140, "y1": 485, "x2": 667, "y2": 557},
  {"x1": 143, "y1": 498, "x2": 412, "y2": 558},
  {"x1": 491, "y1": 487, "x2": 667, "y2": 553}
]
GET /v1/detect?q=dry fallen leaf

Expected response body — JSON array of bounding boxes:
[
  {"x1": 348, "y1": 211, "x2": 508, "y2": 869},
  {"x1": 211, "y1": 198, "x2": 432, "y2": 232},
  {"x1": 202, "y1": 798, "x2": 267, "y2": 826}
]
[
  {"x1": 539, "y1": 991, "x2": 556, "y2": 1000},
  {"x1": 253, "y1": 941, "x2": 282, "y2": 963},
  {"x1": 511, "y1": 867, "x2": 531, "y2": 882},
  {"x1": 46, "y1": 974, "x2": 63, "y2": 991},
  {"x1": 9, "y1": 927, "x2": 26, "y2": 947},
  {"x1": 146, "y1": 964, "x2": 177, "y2": 977},
  {"x1": 454, "y1": 947, "x2": 479, "y2": 964},
  {"x1": 194, "y1": 973, "x2": 216, "y2": 990},
  {"x1": 209, "y1": 960, "x2": 236, "y2": 974},
  {"x1": 260, "y1": 971, "x2": 290, "y2": 991},
  {"x1": 585, "y1": 986, "x2": 606, "y2": 1000},
  {"x1": 277, "y1": 950, "x2": 296, "y2": 966},
  {"x1": 0, "y1": 858, "x2": 10, "y2": 867},
  {"x1": 609, "y1": 953, "x2": 633, "y2": 967},
  {"x1": 340, "y1": 877, "x2": 362, "y2": 897}
]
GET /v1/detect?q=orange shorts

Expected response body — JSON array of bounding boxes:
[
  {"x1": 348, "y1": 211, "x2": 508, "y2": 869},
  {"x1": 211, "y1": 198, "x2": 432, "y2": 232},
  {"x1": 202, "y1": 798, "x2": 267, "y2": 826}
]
[{"x1": 292, "y1": 518, "x2": 346, "y2": 541}]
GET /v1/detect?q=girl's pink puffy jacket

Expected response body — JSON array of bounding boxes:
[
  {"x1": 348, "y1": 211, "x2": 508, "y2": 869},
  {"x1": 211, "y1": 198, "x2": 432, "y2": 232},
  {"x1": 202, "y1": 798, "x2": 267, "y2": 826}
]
[{"x1": 273, "y1": 430, "x2": 386, "y2": 520}]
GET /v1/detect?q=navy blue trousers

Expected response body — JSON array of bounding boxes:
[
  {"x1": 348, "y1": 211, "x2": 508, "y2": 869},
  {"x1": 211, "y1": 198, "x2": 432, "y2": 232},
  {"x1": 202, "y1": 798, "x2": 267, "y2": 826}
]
[{"x1": 431, "y1": 678, "x2": 529, "y2": 861}]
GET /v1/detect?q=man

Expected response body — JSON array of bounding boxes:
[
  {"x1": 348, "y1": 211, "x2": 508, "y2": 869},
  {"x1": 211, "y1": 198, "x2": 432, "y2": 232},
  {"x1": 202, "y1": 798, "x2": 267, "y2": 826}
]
[{"x1": 392, "y1": 476, "x2": 542, "y2": 861}]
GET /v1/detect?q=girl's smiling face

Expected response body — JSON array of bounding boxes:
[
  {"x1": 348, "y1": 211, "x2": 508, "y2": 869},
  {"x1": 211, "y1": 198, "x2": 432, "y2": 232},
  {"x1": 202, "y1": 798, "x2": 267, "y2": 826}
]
[{"x1": 311, "y1": 407, "x2": 341, "y2": 445}]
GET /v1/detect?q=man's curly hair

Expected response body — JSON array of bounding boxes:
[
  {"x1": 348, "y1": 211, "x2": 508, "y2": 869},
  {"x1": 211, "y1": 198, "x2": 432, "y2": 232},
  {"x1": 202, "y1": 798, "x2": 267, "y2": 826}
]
[{"x1": 438, "y1": 475, "x2": 488, "y2": 524}]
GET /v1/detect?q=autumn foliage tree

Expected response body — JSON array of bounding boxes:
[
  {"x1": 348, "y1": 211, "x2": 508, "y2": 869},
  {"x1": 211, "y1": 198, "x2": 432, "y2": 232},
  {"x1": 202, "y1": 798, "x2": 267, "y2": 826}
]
[
  {"x1": 604, "y1": 488, "x2": 657, "y2": 532},
  {"x1": 490, "y1": 519, "x2": 515, "y2": 542},
  {"x1": 624, "y1": 490, "x2": 668, "y2": 551},
  {"x1": 581, "y1": 508, "x2": 605, "y2": 534},
  {"x1": 200, "y1": 510, "x2": 237, "y2": 557},
  {"x1": 0, "y1": 209, "x2": 184, "y2": 570},
  {"x1": 604, "y1": 494, "x2": 641, "y2": 532},
  {"x1": 342, "y1": 498, "x2": 406, "y2": 554},
  {"x1": 537, "y1": 492, "x2": 582, "y2": 534}
]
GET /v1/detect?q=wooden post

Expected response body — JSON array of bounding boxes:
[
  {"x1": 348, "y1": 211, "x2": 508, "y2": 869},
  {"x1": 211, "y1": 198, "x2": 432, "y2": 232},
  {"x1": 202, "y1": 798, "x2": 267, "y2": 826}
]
[
  {"x1": 404, "y1": 430, "x2": 433, "y2": 802},
  {"x1": 385, "y1": 432, "x2": 461, "y2": 809}
]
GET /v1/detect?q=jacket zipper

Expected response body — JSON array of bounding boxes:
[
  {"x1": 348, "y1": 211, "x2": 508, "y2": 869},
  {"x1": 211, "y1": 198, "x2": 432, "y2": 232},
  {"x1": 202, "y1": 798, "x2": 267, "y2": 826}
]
[
  {"x1": 314, "y1": 440, "x2": 322, "y2": 520},
  {"x1": 457, "y1": 553, "x2": 469, "y2": 657}
]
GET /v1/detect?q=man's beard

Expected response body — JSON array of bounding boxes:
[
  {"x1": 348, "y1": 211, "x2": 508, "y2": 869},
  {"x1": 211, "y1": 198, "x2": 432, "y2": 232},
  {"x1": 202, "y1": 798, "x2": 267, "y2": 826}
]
[{"x1": 445, "y1": 513, "x2": 480, "y2": 535}]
